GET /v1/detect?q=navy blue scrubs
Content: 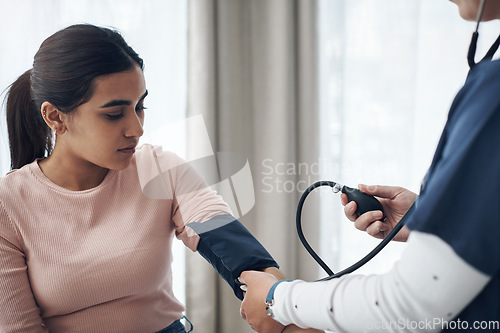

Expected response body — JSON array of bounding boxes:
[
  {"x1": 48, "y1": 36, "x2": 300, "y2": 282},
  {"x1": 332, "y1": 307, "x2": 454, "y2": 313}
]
[{"x1": 405, "y1": 59, "x2": 500, "y2": 331}]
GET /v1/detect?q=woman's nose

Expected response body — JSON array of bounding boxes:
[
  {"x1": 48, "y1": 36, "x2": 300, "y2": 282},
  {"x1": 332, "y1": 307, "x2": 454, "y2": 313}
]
[{"x1": 124, "y1": 112, "x2": 144, "y2": 138}]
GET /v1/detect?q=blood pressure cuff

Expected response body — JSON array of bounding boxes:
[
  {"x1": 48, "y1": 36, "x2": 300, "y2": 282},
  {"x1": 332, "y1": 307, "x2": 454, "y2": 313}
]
[{"x1": 187, "y1": 214, "x2": 279, "y2": 300}]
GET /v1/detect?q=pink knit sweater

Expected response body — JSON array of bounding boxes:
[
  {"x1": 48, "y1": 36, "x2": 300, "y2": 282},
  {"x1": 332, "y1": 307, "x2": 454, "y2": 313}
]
[{"x1": 0, "y1": 144, "x2": 231, "y2": 332}]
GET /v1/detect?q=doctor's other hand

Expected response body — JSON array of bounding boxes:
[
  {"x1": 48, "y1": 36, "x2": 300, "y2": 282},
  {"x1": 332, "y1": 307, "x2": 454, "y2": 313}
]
[
  {"x1": 239, "y1": 271, "x2": 284, "y2": 333},
  {"x1": 341, "y1": 184, "x2": 417, "y2": 242},
  {"x1": 239, "y1": 271, "x2": 324, "y2": 333}
]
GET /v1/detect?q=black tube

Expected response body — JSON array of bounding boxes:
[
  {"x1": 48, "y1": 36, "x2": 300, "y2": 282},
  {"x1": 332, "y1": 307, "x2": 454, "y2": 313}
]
[{"x1": 296, "y1": 180, "x2": 415, "y2": 281}]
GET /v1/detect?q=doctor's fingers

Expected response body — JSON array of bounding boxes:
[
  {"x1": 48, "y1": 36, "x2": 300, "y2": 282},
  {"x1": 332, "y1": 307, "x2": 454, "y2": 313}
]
[
  {"x1": 353, "y1": 210, "x2": 384, "y2": 231},
  {"x1": 240, "y1": 303, "x2": 247, "y2": 320},
  {"x1": 240, "y1": 304, "x2": 272, "y2": 333},
  {"x1": 365, "y1": 220, "x2": 389, "y2": 239},
  {"x1": 342, "y1": 195, "x2": 358, "y2": 222}
]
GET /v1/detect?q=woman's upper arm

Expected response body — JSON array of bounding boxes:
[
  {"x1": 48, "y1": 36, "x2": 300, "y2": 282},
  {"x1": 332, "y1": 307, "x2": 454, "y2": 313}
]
[{"x1": 0, "y1": 207, "x2": 47, "y2": 333}]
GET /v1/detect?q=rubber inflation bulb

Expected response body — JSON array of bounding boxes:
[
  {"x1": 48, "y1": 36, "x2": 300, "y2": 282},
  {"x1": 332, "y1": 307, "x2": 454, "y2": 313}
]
[{"x1": 342, "y1": 186, "x2": 386, "y2": 220}]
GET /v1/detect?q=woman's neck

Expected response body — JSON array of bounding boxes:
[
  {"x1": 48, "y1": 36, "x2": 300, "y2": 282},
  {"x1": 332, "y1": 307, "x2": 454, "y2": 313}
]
[{"x1": 38, "y1": 151, "x2": 109, "y2": 191}]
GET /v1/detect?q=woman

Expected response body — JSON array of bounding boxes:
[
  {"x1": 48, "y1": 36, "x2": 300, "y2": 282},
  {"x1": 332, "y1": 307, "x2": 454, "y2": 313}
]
[
  {"x1": 0, "y1": 24, "x2": 289, "y2": 333},
  {"x1": 240, "y1": 0, "x2": 500, "y2": 332}
]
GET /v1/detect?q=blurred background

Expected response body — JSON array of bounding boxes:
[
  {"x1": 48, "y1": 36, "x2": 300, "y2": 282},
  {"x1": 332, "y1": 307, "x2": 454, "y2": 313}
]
[{"x1": 1, "y1": 1, "x2": 499, "y2": 332}]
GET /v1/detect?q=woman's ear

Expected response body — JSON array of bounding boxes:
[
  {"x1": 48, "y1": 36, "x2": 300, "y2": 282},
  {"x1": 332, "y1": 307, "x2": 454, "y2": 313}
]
[{"x1": 41, "y1": 102, "x2": 67, "y2": 135}]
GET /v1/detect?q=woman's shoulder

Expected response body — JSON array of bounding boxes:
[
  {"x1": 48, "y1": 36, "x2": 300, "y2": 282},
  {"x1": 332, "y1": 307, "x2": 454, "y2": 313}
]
[
  {"x1": 135, "y1": 144, "x2": 183, "y2": 161},
  {"x1": 133, "y1": 144, "x2": 191, "y2": 200},
  {"x1": 0, "y1": 163, "x2": 34, "y2": 196},
  {"x1": 0, "y1": 164, "x2": 34, "y2": 231},
  {"x1": 134, "y1": 144, "x2": 188, "y2": 171}
]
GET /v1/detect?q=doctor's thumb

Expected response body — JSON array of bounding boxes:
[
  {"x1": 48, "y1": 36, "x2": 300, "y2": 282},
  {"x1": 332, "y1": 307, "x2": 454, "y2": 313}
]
[{"x1": 359, "y1": 184, "x2": 399, "y2": 199}]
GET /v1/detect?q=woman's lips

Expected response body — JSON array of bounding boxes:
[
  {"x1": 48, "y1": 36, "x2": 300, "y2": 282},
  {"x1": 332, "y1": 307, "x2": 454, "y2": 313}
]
[{"x1": 118, "y1": 146, "x2": 136, "y2": 154}]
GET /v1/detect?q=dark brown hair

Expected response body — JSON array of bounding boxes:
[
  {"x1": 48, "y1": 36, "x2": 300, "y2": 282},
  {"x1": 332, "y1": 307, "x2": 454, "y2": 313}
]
[{"x1": 5, "y1": 24, "x2": 144, "y2": 169}]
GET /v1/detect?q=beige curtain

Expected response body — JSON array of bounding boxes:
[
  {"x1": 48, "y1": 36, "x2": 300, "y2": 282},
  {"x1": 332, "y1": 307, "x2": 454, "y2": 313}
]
[{"x1": 185, "y1": 0, "x2": 319, "y2": 332}]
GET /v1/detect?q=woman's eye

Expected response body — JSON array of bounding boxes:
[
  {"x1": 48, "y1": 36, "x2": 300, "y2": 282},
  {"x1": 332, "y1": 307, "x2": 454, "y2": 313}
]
[
  {"x1": 106, "y1": 113, "x2": 124, "y2": 120},
  {"x1": 136, "y1": 105, "x2": 147, "y2": 113}
]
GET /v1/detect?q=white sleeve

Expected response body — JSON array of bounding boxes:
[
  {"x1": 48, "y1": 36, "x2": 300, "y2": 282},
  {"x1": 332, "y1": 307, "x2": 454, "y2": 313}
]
[{"x1": 271, "y1": 231, "x2": 490, "y2": 332}]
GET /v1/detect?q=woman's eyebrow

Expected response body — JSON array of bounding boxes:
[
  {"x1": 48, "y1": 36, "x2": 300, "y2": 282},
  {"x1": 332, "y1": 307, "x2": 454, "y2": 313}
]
[{"x1": 99, "y1": 90, "x2": 148, "y2": 108}]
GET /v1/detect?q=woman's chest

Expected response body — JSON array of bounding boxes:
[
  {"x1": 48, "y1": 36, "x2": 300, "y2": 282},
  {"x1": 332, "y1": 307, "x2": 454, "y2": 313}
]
[{"x1": 17, "y1": 196, "x2": 174, "y2": 318}]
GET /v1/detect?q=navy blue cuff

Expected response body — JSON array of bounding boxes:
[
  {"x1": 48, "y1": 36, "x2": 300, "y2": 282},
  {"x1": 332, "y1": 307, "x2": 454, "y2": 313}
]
[{"x1": 187, "y1": 215, "x2": 279, "y2": 300}]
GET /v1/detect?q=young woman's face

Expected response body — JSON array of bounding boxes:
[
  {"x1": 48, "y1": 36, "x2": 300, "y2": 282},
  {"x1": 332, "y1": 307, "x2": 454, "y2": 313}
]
[{"x1": 59, "y1": 65, "x2": 147, "y2": 171}]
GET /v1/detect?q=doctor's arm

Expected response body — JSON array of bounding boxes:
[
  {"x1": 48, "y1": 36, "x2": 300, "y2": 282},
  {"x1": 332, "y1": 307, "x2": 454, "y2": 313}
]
[{"x1": 240, "y1": 231, "x2": 490, "y2": 332}]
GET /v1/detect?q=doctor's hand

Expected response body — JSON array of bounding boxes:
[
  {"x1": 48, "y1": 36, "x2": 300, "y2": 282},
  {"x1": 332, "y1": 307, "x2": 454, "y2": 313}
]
[
  {"x1": 341, "y1": 184, "x2": 417, "y2": 242},
  {"x1": 239, "y1": 271, "x2": 284, "y2": 333},
  {"x1": 240, "y1": 271, "x2": 324, "y2": 333},
  {"x1": 282, "y1": 326, "x2": 324, "y2": 333}
]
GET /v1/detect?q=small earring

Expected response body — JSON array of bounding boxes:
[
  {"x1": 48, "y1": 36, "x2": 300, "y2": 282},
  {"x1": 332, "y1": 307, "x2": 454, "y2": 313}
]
[{"x1": 43, "y1": 111, "x2": 47, "y2": 118}]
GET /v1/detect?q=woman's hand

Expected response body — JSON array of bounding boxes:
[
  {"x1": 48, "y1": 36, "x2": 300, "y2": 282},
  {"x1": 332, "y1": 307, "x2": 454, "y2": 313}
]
[{"x1": 341, "y1": 184, "x2": 417, "y2": 242}]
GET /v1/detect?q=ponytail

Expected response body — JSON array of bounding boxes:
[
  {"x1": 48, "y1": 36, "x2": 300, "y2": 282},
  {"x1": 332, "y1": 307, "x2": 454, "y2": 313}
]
[
  {"x1": 6, "y1": 69, "x2": 52, "y2": 170},
  {"x1": 6, "y1": 24, "x2": 143, "y2": 170}
]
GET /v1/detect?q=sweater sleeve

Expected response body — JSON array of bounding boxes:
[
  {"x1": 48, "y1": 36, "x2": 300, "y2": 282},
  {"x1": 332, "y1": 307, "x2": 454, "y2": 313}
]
[
  {"x1": 0, "y1": 203, "x2": 48, "y2": 333},
  {"x1": 271, "y1": 231, "x2": 490, "y2": 332},
  {"x1": 170, "y1": 156, "x2": 278, "y2": 300},
  {"x1": 137, "y1": 146, "x2": 279, "y2": 300}
]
